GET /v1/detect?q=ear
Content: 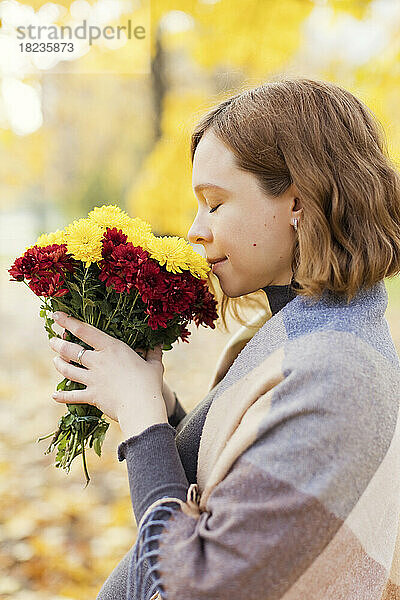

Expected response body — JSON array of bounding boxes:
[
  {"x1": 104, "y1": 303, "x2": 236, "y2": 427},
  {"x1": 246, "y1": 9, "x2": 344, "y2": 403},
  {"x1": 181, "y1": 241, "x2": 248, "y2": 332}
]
[{"x1": 290, "y1": 184, "x2": 303, "y2": 217}]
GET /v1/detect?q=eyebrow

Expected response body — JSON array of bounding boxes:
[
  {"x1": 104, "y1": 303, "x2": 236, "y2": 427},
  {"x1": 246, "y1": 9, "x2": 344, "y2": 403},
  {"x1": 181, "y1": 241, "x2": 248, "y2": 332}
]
[{"x1": 193, "y1": 183, "x2": 229, "y2": 193}]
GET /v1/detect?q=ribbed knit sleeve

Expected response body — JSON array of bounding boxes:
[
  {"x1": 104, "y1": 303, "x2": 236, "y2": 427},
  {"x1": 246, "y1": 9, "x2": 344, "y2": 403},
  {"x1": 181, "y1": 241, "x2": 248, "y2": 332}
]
[{"x1": 117, "y1": 422, "x2": 189, "y2": 524}]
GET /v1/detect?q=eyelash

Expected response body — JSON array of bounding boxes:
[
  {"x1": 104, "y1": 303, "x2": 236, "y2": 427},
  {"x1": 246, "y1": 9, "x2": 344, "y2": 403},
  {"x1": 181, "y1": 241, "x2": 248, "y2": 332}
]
[{"x1": 209, "y1": 204, "x2": 221, "y2": 214}]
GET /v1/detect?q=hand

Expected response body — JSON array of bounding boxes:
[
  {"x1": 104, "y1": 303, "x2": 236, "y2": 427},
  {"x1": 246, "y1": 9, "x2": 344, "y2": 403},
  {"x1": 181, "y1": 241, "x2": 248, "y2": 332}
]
[{"x1": 48, "y1": 311, "x2": 168, "y2": 437}]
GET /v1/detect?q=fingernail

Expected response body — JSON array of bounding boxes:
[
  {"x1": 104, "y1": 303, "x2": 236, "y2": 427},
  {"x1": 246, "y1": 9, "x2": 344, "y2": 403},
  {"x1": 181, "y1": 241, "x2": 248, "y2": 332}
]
[{"x1": 52, "y1": 312, "x2": 60, "y2": 321}]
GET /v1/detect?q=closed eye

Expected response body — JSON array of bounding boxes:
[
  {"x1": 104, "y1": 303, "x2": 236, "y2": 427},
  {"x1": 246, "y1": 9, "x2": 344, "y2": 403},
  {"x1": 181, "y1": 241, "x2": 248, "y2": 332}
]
[{"x1": 209, "y1": 204, "x2": 221, "y2": 214}]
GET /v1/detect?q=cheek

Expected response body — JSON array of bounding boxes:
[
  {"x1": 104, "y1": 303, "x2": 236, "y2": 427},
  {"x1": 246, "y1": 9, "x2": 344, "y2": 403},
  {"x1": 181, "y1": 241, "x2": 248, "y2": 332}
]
[{"x1": 248, "y1": 217, "x2": 285, "y2": 256}]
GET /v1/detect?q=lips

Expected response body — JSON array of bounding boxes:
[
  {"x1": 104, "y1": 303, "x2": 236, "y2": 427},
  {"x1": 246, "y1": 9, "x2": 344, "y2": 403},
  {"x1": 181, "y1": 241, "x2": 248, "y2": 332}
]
[{"x1": 207, "y1": 257, "x2": 226, "y2": 265}]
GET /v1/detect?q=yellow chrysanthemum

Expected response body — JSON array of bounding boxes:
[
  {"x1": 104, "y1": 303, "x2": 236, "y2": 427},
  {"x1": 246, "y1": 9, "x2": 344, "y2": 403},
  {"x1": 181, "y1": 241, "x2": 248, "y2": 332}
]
[
  {"x1": 186, "y1": 248, "x2": 211, "y2": 279},
  {"x1": 64, "y1": 218, "x2": 104, "y2": 267},
  {"x1": 88, "y1": 204, "x2": 131, "y2": 233},
  {"x1": 24, "y1": 229, "x2": 67, "y2": 251},
  {"x1": 36, "y1": 229, "x2": 67, "y2": 247},
  {"x1": 146, "y1": 236, "x2": 210, "y2": 278},
  {"x1": 126, "y1": 230, "x2": 154, "y2": 252},
  {"x1": 126, "y1": 216, "x2": 152, "y2": 237}
]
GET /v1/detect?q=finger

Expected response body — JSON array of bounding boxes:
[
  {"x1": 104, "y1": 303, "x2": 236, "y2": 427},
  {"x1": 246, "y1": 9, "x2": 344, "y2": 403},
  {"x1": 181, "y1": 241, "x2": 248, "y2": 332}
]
[
  {"x1": 53, "y1": 356, "x2": 90, "y2": 385},
  {"x1": 52, "y1": 389, "x2": 93, "y2": 405},
  {"x1": 49, "y1": 337, "x2": 95, "y2": 367},
  {"x1": 51, "y1": 312, "x2": 112, "y2": 351}
]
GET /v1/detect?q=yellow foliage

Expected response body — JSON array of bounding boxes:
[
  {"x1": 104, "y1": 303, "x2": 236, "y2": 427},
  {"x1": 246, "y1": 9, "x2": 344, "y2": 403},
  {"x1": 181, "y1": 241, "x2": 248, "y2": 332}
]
[
  {"x1": 129, "y1": 0, "x2": 314, "y2": 235},
  {"x1": 128, "y1": 134, "x2": 194, "y2": 237},
  {"x1": 0, "y1": 129, "x2": 45, "y2": 207},
  {"x1": 69, "y1": 4, "x2": 151, "y2": 76},
  {"x1": 330, "y1": 0, "x2": 371, "y2": 20},
  {"x1": 19, "y1": 0, "x2": 91, "y2": 7},
  {"x1": 151, "y1": 0, "x2": 313, "y2": 77},
  {"x1": 110, "y1": 497, "x2": 135, "y2": 528},
  {"x1": 127, "y1": 90, "x2": 211, "y2": 237}
]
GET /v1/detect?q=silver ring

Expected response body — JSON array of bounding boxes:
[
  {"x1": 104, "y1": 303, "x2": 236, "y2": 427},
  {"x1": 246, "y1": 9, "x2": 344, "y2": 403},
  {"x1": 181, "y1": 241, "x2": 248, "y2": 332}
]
[{"x1": 77, "y1": 347, "x2": 87, "y2": 366}]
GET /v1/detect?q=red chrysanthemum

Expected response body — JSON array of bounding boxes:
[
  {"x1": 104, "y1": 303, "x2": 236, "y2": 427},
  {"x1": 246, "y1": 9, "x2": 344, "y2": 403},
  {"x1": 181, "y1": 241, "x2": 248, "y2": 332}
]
[
  {"x1": 8, "y1": 244, "x2": 75, "y2": 282},
  {"x1": 193, "y1": 286, "x2": 218, "y2": 329},
  {"x1": 162, "y1": 272, "x2": 197, "y2": 315},
  {"x1": 135, "y1": 260, "x2": 169, "y2": 303},
  {"x1": 39, "y1": 244, "x2": 75, "y2": 272},
  {"x1": 8, "y1": 244, "x2": 76, "y2": 300},
  {"x1": 29, "y1": 272, "x2": 69, "y2": 297},
  {"x1": 179, "y1": 325, "x2": 191, "y2": 343},
  {"x1": 145, "y1": 299, "x2": 174, "y2": 330},
  {"x1": 101, "y1": 228, "x2": 128, "y2": 259},
  {"x1": 98, "y1": 241, "x2": 149, "y2": 294},
  {"x1": 9, "y1": 252, "x2": 37, "y2": 281}
]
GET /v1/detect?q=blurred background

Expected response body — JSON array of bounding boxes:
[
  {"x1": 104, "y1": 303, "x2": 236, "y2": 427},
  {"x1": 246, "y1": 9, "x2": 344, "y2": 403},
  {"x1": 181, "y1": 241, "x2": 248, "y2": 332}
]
[{"x1": 1, "y1": 0, "x2": 400, "y2": 597}]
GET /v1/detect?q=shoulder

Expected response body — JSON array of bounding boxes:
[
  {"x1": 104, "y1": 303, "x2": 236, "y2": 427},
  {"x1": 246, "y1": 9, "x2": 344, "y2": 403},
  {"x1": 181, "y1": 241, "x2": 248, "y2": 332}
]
[
  {"x1": 275, "y1": 329, "x2": 400, "y2": 423},
  {"x1": 283, "y1": 327, "x2": 399, "y2": 380}
]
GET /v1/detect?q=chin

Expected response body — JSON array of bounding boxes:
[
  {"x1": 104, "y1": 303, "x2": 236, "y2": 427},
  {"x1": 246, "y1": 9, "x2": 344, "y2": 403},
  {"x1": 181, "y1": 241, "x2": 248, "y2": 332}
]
[{"x1": 219, "y1": 281, "x2": 256, "y2": 298}]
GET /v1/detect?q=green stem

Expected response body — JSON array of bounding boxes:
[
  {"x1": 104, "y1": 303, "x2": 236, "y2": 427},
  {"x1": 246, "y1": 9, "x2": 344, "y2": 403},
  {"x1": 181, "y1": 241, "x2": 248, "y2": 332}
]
[
  {"x1": 126, "y1": 291, "x2": 141, "y2": 346},
  {"x1": 82, "y1": 265, "x2": 90, "y2": 322},
  {"x1": 81, "y1": 431, "x2": 90, "y2": 488},
  {"x1": 66, "y1": 433, "x2": 79, "y2": 469},
  {"x1": 37, "y1": 430, "x2": 57, "y2": 442},
  {"x1": 128, "y1": 290, "x2": 140, "y2": 319},
  {"x1": 95, "y1": 286, "x2": 113, "y2": 329},
  {"x1": 128, "y1": 329, "x2": 139, "y2": 348},
  {"x1": 50, "y1": 430, "x2": 70, "y2": 456},
  {"x1": 104, "y1": 293, "x2": 123, "y2": 331}
]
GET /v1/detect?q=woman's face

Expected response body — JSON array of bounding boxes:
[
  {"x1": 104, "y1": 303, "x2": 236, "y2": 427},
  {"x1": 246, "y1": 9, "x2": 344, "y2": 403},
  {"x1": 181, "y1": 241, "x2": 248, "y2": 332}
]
[{"x1": 188, "y1": 130, "x2": 302, "y2": 298}]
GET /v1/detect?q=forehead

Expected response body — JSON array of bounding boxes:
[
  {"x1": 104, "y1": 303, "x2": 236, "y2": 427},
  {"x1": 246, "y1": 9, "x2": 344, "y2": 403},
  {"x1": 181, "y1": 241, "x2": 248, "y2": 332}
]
[{"x1": 192, "y1": 130, "x2": 238, "y2": 190}]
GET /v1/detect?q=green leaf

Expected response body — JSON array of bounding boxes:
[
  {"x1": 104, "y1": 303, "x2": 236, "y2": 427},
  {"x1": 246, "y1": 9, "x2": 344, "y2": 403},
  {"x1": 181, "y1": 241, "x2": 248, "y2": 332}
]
[
  {"x1": 52, "y1": 300, "x2": 74, "y2": 314},
  {"x1": 68, "y1": 404, "x2": 86, "y2": 417},
  {"x1": 62, "y1": 414, "x2": 75, "y2": 428},
  {"x1": 68, "y1": 289, "x2": 82, "y2": 306},
  {"x1": 67, "y1": 281, "x2": 81, "y2": 293},
  {"x1": 57, "y1": 378, "x2": 68, "y2": 391},
  {"x1": 93, "y1": 437, "x2": 102, "y2": 457}
]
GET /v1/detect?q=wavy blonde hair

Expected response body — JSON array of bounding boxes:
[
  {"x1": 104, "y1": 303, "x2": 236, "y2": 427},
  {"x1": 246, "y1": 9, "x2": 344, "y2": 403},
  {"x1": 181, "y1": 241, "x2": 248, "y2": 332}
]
[{"x1": 191, "y1": 77, "x2": 400, "y2": 332}]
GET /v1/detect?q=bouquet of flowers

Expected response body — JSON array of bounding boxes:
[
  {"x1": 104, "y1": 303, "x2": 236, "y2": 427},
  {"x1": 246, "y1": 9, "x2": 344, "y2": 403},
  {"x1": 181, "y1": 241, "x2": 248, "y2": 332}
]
[{"x1": 8, "y1": 205, "x2": 218, "y2": 485}]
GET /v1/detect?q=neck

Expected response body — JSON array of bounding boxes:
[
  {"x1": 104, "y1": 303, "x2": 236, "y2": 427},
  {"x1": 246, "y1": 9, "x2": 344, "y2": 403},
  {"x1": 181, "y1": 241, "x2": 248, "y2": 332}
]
[{"x1": 261, "y1": 280, "x2": 298, "y2": 316}]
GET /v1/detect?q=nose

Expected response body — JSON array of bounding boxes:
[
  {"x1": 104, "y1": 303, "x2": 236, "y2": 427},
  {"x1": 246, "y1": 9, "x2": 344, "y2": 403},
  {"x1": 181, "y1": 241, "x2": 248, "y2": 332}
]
[{"x1": 187, "y1": 212, "x2": 213, "y2": 245}]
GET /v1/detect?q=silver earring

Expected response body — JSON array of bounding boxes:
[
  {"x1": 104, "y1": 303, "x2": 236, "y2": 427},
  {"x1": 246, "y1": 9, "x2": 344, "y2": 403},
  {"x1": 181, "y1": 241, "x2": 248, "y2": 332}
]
[{"x1": 292, "y1": 218, "x2": 298, "y2": 232}]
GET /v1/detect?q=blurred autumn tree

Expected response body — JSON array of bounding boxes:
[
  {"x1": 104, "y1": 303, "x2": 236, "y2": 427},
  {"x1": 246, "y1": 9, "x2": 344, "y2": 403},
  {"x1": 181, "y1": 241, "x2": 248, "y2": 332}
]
[
  {"x1": 126, "y1": 0, "x2": 400, "y2": 237},
  {"x1": 128, "y1": 0, "x2": 315, "y2": 236},
  {"x1": 2, "y1": 0, "x2": 400, "y2": 242}
]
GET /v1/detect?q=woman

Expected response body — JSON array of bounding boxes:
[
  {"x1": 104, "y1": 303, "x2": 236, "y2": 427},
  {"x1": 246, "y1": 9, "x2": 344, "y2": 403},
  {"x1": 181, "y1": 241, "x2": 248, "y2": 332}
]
[{"x1": 49, "y1": 78, "x2": 400, "y2": 600}]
